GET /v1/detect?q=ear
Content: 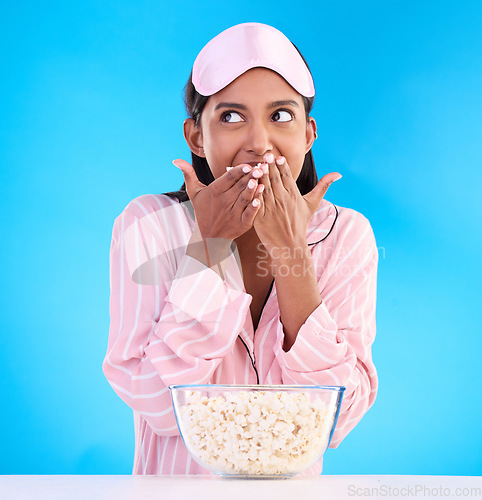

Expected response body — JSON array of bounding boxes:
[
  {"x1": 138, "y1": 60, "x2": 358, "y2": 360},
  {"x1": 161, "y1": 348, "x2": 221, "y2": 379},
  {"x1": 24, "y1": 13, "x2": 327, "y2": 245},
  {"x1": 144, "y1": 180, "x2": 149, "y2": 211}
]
[
  {"x1": 305, "y1": 116, "x2": 317, "y2": 154},
  {"x1": 183, "y1": 118, "x2": 205, "y2": 158}
]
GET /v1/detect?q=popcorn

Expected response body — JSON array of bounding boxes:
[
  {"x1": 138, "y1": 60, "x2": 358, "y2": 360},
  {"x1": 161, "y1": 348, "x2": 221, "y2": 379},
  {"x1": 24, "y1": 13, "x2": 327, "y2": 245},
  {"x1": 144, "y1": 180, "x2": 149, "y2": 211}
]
[
  {"x1": 226, "y1": 162, "x2": 263, "y2": 172},
  {"x1": 179, "y1": 390, "x2": 334, "y2": 476}
]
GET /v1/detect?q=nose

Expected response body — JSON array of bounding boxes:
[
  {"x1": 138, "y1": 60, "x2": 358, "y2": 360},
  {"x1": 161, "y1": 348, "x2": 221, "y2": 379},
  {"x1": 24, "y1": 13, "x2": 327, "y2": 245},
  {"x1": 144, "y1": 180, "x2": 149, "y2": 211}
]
[{"x1": 243, "y1": 118, "x2": 273, "y2": 157}]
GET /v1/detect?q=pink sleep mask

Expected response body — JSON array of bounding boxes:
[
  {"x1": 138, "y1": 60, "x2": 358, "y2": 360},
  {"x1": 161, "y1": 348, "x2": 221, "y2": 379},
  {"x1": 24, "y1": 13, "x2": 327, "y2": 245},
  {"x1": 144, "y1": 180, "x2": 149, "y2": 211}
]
[{"x1": 192, "y1": 22, "x2": 315, "y2": 98}]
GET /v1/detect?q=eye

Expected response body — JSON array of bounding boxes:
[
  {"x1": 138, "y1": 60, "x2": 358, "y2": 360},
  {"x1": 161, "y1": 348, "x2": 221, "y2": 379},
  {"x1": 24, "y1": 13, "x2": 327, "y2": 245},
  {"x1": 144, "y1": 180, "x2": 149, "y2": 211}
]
[
  {"x1": 272, "y1": 109, "x2": 293, "y2": 122},
  {"x1": 221, "y1": 111, "x2": 244, "y2": 123}
]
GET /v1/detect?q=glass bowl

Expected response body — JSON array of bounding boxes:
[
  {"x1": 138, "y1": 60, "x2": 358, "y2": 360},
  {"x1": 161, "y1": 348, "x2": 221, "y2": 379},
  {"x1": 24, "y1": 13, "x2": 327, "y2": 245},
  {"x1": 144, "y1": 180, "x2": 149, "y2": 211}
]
[{"x1": 169, "y1": 384, "x2": 345, "y2": 478}]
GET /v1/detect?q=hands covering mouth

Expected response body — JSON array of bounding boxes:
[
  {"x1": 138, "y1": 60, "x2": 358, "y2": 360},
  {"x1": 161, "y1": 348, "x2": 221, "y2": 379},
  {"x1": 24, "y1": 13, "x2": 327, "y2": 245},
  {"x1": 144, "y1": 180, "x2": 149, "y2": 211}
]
[{"x1": 172, "y1": 153, "x2": 341, "y2": 247}]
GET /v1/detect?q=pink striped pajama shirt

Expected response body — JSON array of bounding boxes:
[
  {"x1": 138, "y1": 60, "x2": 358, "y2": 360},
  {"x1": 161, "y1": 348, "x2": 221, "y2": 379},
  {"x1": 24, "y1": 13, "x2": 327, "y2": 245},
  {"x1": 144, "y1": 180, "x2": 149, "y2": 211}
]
[{"x1": 103, "y1": 193, "x2": 378, "y2": 475}]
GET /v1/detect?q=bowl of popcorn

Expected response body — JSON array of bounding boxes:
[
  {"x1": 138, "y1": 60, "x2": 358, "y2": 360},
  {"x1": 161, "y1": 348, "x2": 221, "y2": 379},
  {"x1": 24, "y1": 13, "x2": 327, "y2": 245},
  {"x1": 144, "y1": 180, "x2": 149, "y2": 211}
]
[{"x1": 169, "y1": 384, "x2": 345, "y2": 478}]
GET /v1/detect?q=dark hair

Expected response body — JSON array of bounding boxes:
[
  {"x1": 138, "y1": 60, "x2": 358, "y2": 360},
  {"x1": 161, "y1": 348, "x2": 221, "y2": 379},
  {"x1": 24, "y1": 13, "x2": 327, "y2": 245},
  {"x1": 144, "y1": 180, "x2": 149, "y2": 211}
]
[{"x1": 163, "y1": 43, "x2": 318, "y2": 203}]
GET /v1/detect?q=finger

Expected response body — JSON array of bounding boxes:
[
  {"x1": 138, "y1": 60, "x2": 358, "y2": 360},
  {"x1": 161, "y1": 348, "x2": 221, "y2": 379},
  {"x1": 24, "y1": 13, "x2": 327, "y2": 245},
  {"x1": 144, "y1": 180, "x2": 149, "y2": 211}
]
[
  {"x1": 232, "y1": 176, "x2": 257, "y2": 211},
  {"x1": 172, "y1": 159, "x2": 206, "y2": 199},
  {"x1": 263, "y1": 153, "x2": 287, "y2": 200},
  {"x1": 219, "y1": 165, "x2": 263, "y2": 212},
  {"x1": 264, "y1": 153, "x2": 289, "y2": 200},
  {"x1": 255, "y1": 159, "x2": 273, "y2": 205},
  {"x1": 304, "y1": 172, "x2": 342, "y2": 212},
  {"x1": 216, "y1": 163, "x2": 259, "y2": 194},
  {"x1": 253, "y1": 183, "x2": 266, "y2": 217},
  {"x1": 232, "y1": 176, "x2": 264, "y2": 214},
  {"x1": 274, "y1": 156, "x2": 297, "y2": 193},
  {"x1": 240, "y1": 184, "x2": 264, "y2": 226}
]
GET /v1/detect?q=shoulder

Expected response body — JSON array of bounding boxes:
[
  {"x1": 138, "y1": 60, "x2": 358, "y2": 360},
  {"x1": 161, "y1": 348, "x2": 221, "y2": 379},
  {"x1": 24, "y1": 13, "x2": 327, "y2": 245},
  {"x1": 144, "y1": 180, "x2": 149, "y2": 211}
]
[
  {"x1": 113, "y1": 194, "x2": 192, "y2": 229},
  {"x1": 332, "y1": 203, "x2": 378, "y2": 260},
  {"x1": 110, "y1": 194, "x2": 195, "y2": 265},
  {"x1": 309, "y1": 200, "x2": 377, "y2": 259},
  {"x1": 334, "y1": 203, "x2": 374, "y2": 236},
  {"x1": 118, "y1": 193, "x2": 179, "y2": 219},
  {"x1": 307, "y1": 199, "x2": 375, "y2": 246}
]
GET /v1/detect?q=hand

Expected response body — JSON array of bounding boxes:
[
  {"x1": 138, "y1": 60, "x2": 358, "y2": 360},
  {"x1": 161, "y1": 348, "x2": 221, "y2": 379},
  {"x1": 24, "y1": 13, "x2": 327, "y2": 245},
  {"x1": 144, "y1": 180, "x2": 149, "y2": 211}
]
[
  {"x1": 172, "y1": 159, "x2": 265, "y2": 240},
  {"x1": 252, "y1": 153, "x2": 341, "y2": 255}
]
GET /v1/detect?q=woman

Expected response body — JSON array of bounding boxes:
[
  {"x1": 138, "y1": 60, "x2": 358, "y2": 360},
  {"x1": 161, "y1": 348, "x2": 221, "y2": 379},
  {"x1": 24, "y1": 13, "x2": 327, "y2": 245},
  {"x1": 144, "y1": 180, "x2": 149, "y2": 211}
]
[{"x1": 103, "y1": 22, "x2": 378, "y2": 475}]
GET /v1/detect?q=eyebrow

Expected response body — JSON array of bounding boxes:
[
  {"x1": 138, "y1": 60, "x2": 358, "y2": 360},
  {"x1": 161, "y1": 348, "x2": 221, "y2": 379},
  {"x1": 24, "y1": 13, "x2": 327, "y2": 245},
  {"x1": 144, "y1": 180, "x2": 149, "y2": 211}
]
[{"x1": 214, "y1": 100, "x2": 300, "y2": 111}]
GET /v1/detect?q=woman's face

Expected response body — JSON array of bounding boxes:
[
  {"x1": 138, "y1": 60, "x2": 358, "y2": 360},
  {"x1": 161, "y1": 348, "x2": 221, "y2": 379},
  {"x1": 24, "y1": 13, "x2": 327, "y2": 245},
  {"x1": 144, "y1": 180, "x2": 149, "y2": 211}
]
[{"x1": 195, "y1": 67, "x2": 316, "y2": 180}]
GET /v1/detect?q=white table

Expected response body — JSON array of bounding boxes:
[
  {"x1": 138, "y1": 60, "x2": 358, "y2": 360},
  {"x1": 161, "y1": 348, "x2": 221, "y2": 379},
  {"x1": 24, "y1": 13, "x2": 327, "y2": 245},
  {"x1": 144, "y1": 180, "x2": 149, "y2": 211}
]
[{"x1": 2, "y1": 475, "x2": 481, "y2": 500}]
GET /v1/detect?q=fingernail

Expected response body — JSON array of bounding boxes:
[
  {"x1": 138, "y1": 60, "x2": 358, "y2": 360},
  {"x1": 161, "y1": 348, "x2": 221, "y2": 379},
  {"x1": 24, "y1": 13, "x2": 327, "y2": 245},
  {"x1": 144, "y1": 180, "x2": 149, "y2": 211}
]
[
  {"x1": 252, "y1": 168, "x2": 263, "y2": 178},
  {"x1": 261, "y1": 163, "x2": 269, "y2": 175},
  {"x1": 334, "y1": 174, "x2": 342, "y2": 181},
  {"x1": 248, "y1": 179, "x2": 257, "y2": 189},
  {"x1": 275, "y1": 156, "x2": 285, "y2": 166},
  {"x1": 226, "y1": 166, "x2": 234, "y2": 171},
  {"x1": 257, "y1": 184, "x2": 265, "y2": 194},
  {"x1": 242, "y1": 165, "x2": 252, "y2": 173},
  {"x1": 252, "y1": 198, "x2": 260, "y2": 207},
  {"x1": 265, "y1": 154, "x2": 275, "y2": 163}
]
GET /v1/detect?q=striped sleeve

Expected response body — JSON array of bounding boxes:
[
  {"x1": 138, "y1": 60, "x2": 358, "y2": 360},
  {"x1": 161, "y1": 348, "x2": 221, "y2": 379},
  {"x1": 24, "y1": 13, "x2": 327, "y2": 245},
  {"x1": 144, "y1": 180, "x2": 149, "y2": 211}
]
[
  {"x1": 102, "y1": 198, "x2": 252, "y2": 436},
  {"x1": 272, "y1": 210, "x2": 378, "y2": 448}
]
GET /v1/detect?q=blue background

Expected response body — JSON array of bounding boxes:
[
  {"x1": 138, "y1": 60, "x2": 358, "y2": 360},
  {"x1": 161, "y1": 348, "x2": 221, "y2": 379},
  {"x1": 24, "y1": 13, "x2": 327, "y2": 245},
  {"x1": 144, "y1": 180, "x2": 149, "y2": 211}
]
[{"x1": 1, "y1": 0, "x2": 481, "y2": 475}]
